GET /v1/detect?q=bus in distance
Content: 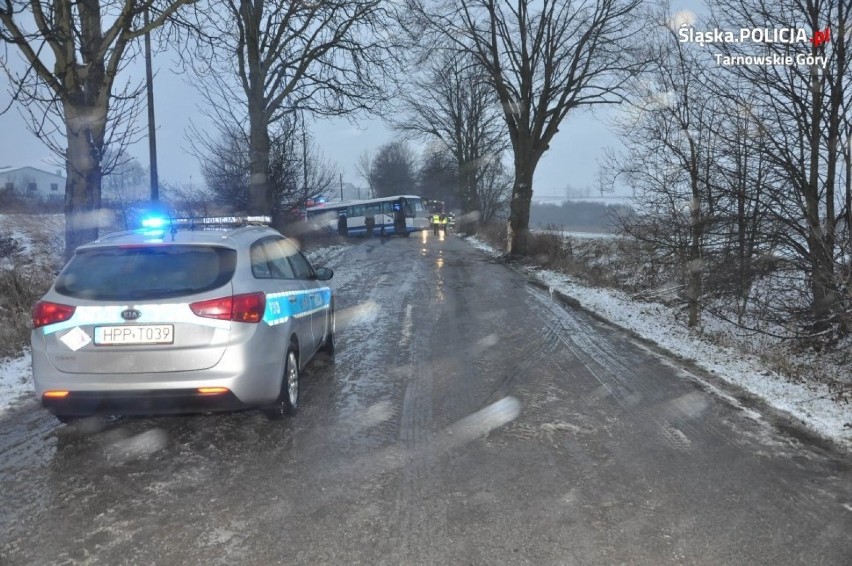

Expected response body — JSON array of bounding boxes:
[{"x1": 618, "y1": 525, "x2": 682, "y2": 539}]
[{"x1": 305, "y1": 195, "x2": 430, "y2": 237}]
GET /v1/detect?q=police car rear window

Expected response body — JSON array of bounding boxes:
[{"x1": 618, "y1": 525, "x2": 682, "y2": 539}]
[{"x1": 55, "y1": 245, "x2": 237, "y2": 300}]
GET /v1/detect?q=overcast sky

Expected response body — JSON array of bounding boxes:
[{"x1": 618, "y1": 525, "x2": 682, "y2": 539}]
[
  {"x1": 0, "y1": 1, "x2": 703, "y2": 203},
  {"x1": 0, "y1": 72, "x2": 618, "y2": 202}
]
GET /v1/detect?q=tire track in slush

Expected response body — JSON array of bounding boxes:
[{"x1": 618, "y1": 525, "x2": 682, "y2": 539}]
[
  {"x1": 527, "y1": 287, "x2": 725, "y2": 458},
  {"x1": 525, "y1": 284, "x2": 816, "y2": 497},
  {"x1": 330, "y1": 241, "x2": 424, "y2": 429},
  {"x1": 390, "y1": 247, "x2": 449, "y2": 565}
]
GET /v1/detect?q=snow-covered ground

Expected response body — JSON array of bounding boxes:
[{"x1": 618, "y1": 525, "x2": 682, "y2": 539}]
[
  {"x1": 465, "y1": 236, "x2": 852, "y2": 449},
  {"x1": 0, "y1": 213, "x2": 63, "y2": 271},
  {"x1": 0, "y1": 353, "x2": 34, "y2": 415}
]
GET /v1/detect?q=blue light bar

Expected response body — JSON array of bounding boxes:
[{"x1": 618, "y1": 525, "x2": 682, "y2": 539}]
[{"x1": 140, "y1": 216, "x2": 167, "y2": 229}]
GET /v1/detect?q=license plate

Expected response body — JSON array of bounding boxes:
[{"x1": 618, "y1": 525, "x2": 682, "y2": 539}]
[{"x1": 94, "y1": 325, "x2": 174, "y2": 345}]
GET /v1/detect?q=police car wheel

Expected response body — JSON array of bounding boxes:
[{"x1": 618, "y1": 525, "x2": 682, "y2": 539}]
[{"x1": 264, "y1": 348, "x2": 299, "y2": 420}]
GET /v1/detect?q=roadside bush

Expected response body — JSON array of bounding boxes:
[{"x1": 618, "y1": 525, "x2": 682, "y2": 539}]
[
  {"x1": 0, "y1": 269, "x2": 53, "y2": 358},
  {"x1": 0, "y1": 235, "x2": 23, "y2": 258},
  {"x1": 0, "y1": 213, "x2": 65, "y2": 358},
  {"x1": 475, "y1": 222, "x2": 656, "y2": 290},
  {"x1": 476, "y1": 220, "x2": 507, "y2": 252},
  {"x1": 526, "y1": 226, "x2": 572, "y2": 268},
  {"x1": 0, "y1": 192, "x2": 64, "y2": 214}
]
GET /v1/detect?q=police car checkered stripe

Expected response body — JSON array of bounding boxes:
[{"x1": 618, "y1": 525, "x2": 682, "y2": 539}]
[{"x1": 263, "y1": 287, "x2": 332, "y2": 326}]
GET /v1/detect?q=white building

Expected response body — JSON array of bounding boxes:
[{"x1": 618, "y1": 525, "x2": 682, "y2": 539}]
[{"x1": 0, "y1": 166, "x2": 65, "y2": 202}]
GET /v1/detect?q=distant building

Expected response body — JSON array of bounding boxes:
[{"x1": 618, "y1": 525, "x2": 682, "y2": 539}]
[{"x1": 0, "y1": 166, "x2": 65, "y2": 202}]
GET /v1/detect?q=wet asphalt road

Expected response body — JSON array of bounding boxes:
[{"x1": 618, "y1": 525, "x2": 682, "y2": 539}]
[{"x1": 1, "y1": 230, "x2": 852, "y2": 565}]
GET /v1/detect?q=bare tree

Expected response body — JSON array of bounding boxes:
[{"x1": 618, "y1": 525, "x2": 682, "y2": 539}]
[
  {"x1": 477, "y1": 154, "x2": 511, "y2": 223},
  {"x1": 102, "y1": 147, "x2": 147, "y2": 203},
  {"x1": 613, "y1": 29, "x2": 722, "y2": 327},
  {"x1": 102, "y1": 150, "x2": 147, "y2": 228},
  {"x1": 189, "y1": 0, "x2": 391, "y2": 221},
  {"x1": 710, "y1": 0, "x2": 852, "y2": 335},
  {"x1": 356, "y1": 150, "x2": 376, "y2": 199},
  {"x1": 392, "y1": 49, "x2": 507, "y2": 225},
  {"x1": 407, "y1": 0, "x2": 645, "y2": 256},
  {"x1": 369, "y1": 140, "x2": 417, "y2": 198},
  {"x1": 417, "y1": 144, "x2": 458, "y2": 207},
  {"x1": 189, "y1": 116, "x2": 338, "y2": 228},
  {"x1": 161, "y1": 180, "x2": 215, "y2": 217},
  {"x1": 0, "y1": 0, "x2": 197, "y2": 259}
]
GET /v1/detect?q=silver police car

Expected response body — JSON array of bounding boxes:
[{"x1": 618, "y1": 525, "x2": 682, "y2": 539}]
[{"x1": 31, "y1": 216, "x2": 335, "y2": 423}]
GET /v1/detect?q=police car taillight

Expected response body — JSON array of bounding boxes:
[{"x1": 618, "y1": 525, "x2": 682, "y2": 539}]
[
  {"x1": 190, "y1": 292, "x2": 266, "y2": 324},
  {"x1": 32, "y1": 301, "x2": 76, "y2": 329}
]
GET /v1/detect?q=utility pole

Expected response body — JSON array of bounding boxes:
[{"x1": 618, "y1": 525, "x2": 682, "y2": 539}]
[
  {"x1": 302, "y1": 110, "x2": 308, "y2": 206},
  {"x1": 144, "y1": 8, "x2": 159, "y2": 202},
  {"x1": 340, "y1": 173, "x2": 343, "y2": 201}
]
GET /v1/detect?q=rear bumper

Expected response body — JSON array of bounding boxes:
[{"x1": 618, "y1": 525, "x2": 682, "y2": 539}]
[
  {"x1": 41, "y1": 389, "x2": 248, "y2": 417},
  {"x1": 31, "y1": 339, "x2": 285, "y2": 416}
]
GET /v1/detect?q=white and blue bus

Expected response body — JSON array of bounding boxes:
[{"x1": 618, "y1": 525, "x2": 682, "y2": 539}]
[{"x1": 306, "y1": 195, "x2": 430, "y2": 237}]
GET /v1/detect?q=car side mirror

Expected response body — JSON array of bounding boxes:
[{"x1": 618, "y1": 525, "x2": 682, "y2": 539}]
[{"x1": 314, "y1": 266, "x2": 334, "y2": 281}]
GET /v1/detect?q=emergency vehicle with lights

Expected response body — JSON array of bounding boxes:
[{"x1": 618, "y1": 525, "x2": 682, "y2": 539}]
[{"x1": 30, "y1": 214, "x2": 335, "y2": 423}]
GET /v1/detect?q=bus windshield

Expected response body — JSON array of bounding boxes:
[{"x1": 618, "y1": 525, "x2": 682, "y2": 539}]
[{"x1": 402, "y1": 198, "x2": 423, "y2": 218}]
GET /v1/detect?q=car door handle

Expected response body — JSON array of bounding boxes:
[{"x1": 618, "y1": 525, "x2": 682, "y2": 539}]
[{"x1": 289, "y1": 297, "x2": 298, "y2": 303}]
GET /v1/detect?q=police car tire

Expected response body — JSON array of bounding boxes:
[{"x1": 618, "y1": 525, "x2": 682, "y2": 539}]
[{"x1": 264, "y1": 347, "x2": 299, "y2": 420}]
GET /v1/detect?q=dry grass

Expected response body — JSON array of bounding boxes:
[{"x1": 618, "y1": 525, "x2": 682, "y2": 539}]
[
  {"x1": 0, "y1": 270, "x2": 54, "y2": 358},
  {"x1": 0, "y1": 213, "x2": 65, "y2": 358},
  {"x1": 476, "y1": 222, "x2": 668, "y2": 291}
]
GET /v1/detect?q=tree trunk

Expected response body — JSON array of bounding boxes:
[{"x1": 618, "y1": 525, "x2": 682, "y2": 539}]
[
  {"x1": 507, "y1": 151, "x2": 537, "y2": 257},
  {"x1": 685, "y1": 135, "x2": 703, "y2": 328},
  {"x1": 247, "y1": 99, "x2": 271, "y2": 216},
  {"x1": 465, "y1": 159, "x2": 482, "y2": 214},
  {"x1": 805, "y1": 60, "x2": 839, "y2": 332},
  {"x1": 241, "y1": 0, "x2": 271, "y2": 217},
  {"x1": 458, "y1": 158, "x2": 481, "y2": 233},
  {"x1": 63, "y1": 102, "x2": 106, "y2": 262},
  {"x1": 687, "y1": 180, "x2": 703, "y2": 328},
  {"x1": 807, "y1": 222, "x2": 839, "y2": 331}
]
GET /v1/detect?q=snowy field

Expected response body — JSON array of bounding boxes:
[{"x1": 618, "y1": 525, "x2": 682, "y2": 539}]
[
  {"x1": 465, "y1": 236, "x2": 852, "y2": 449},
  {"x1": 532, "y1": 228, "x2": 618, "y2": 240}
]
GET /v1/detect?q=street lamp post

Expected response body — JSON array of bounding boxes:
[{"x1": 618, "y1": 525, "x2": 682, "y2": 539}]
[{"x1": 144, "y1": 8, "x2": 159, "y2": 203}]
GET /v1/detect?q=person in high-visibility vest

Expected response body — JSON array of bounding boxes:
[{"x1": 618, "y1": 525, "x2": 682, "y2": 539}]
[
  {"x1": 439, "y1": 213, "x2": 448, "y2": 232},
  {"x1": 432, "y1": 213, "x2": 441, "y2": 235}
]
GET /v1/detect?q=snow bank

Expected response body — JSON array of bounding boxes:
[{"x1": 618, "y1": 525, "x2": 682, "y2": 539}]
[{"x1": 0, "y1": 353, "x2": 32, "y2": 416}]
